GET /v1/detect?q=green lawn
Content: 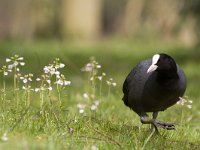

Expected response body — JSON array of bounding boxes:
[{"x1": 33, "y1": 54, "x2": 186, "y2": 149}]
[{"x1": 0, "y1": 39, "x2": 200, "y2": 149}]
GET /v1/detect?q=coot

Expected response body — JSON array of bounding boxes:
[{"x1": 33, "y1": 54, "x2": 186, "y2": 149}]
[{"x1": 122, "y1": 53, "x2": 187, "y2": 131}]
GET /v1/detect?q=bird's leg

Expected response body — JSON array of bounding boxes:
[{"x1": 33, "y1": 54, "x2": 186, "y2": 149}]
[
  {"x1": 140, "y1": 113, "x2": 157, "y2": 133},
  {"x1": 140, "y1": 112, "x2": 176, "y2": 131},
  {"x1": 152, "y1": 112, "x2": 175, "y2": 130},
  {"x1": 140, "y1": 113, "x2": 152, "y2": 124},
  {"x1": 151, "y1": 112, "x2": 159, "y2": 132}
]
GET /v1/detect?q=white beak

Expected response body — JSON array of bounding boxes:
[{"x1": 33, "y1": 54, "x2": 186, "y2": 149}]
[{"x1": 147, "y1": 64, "x2": 158, "y2": 73}]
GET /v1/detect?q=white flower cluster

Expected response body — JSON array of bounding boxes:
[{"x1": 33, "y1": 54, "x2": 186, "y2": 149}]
[
  {"x1": 77, "y1": 100, "x2": 100, "y2": 114},
  {"x1": 43, "y1": 58, "x2": 65, "y2": 76},
  {"x1": 77, "y1": 103, "x2": 86, "y2": 114},
  {"x1": 81, "y1": 57, "x2": 101, "y2": 72},
  {"x1": 1, "y1": 55, "x2": 25, "y2": 76},
  {"x1": 6, "y1": 55, "x2": 25, "y2": 72},
  {"x1": 0, "y1": 66, "x2": 8, "y2": 76},
  {"x1": 78, "y1": 57, "x2": 117, "y2": 114},
  {"x1": 81, "y1": 57, "x2": 103, "y2": 82},
  {"x1": 177, "y1": 96, "x2": 193, "y2": 109},
  {"x1": 90, "y1": 100, "x2": 100, "y2": 111},
  {"x1": 55, "y1": 74, "x2": 71, "y2": 86},
  {"x1": 77, "y1": 93, "x2": 100, "y2": 114},
  {"x1": 35, "y1": 58, "x2": 71, "y2": 92},
  {"x1": 96, "y1": 72, "x2": 106, "y2": 81},
  {"x1": 20, "y1": 74, "x2": 34, "y2": 90},
  {"x1": 106, "y1": 78, "x2": 117, "y2": 87},
  {"x1": 20, "y1": 74, "x2": 33, "y2": 84},
  {"x1": 35, "y1": 74, "x2": 53, "y2": 92}
]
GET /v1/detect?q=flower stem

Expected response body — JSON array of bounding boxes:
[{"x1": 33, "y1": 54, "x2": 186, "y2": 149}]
[
  {"x1": 108, "y1": 85, "x2": 111, "y2": 99},
  {"x1": 57, "y1": 84, "x2": 61, "y2": 108},
  {"x1": 3, "y1": 76, "x2": 6, "y2": 109},
  {"x1": 99, "y1": 80, "x2": 102, "y2": 100},
  {"x1": 13, "y1": 67, "x2": 18, "y2": 108}
]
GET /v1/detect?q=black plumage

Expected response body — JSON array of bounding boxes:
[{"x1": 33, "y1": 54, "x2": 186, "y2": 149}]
[{"x1": 122, "y1": 53, "x2": 187, "y2": 131}]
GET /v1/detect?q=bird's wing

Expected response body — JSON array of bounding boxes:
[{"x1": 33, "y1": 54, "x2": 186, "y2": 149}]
[{"x1": 122, "y1": 68, "x2": 137, "y2": 106}]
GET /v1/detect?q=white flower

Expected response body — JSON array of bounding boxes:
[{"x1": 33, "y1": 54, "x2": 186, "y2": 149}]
[
  {"x1": 16, "y1": 68, "x2": 20, "y2": 72},
  {"x1": 187, "y1": 105, "x2": 192, "y2": 109},
  {"x1": 77, "y1": 103, "x2": 86, "y2": 114},
  {"x1": 102, "y1": 72, "x2": 106, "y2": 76},
  {"x1": 97, "y1": 76, "x2": 102, "y2": 80},
  {"x1": 8, "y1": 65, "x2": 13, "y2": 70},
  {"x1": 177, "y1": 96, "x2": 193, "y2": 109},
  {"x1": 23, "y1": 79, "x2": 28, "y2": 83},
  {"x1": 55, "y1": 79, "x2": 71, "y2": 86},
  {"x1": 35, "y1": 88, "x2": 40, "y2": 92},
  {"x1": 59, "y1": 63, "x2": 65, "y2": 68},
  {"x1": 77, "y1": 103, "x2": 86, "y2": 109},
  {"x1": 56, "y1": 75, "x2": 60, "y2": 78},
  {"x1": 96, "y1": 65, "x2": 101, "y2": 68},
  {"x1": 112, "y1": 82, "x2": 117, "y2": 87},
  {"x1": 79, "y1": 109, "x2": 84, "y2": 114},
  {"x1": 91, "y1": 145, "x2": 98, "y2": 150},
  {"x1": 22, "y1": 86, "x2": 26, "y2": 90},
  {"x1": 64, "y1": 81, "x2": 71, "y2": 86},
  {"x1": 36, "y1": 78, "x2": 41, "y2": 81},
  {"x1": 20, "y1": 62, "x2": 25, "y2": 66},
  {"x1": 106, "y1": 81, "x2": 111, "y2": 85},
  {"x1": 188, "y1": 100, "x2": 193, "y2": 103},
  {"x1": 55, "y1": 71, "x2": 60, "y2": 75},
  {"x1": 94, "y1": 100, "x2": 99, "y2": 106},
  {"x1": 90, "y1": 77, "x2": 94, "y2": 81},
  {"x1": 82, "y1": 63, "x2": 93, "y2": 72},
  {"x1": 4, "y1": 72, "x2": 8, "y2": 76},
  {"x1": 43, "y1": 66, "x2": 49, "y2": 73},
  {"x1": 48, "y1": 87, "x2": 52, "y2": 90},
  {"x1": 47, "y1": 80, "x2": 51, "y2": 84},
  {"x1": 91, "y1": 104, "x2": 97, "y2": 110},
  {"x1": 55, "y1": 79, "x2": 63, "y2": 85},
  {"x1": 6, "y1": 58, "x2": 11, "y2": 62},
  {"x1": 13, "y1": 61, "x2": 18, "y2": 67},
  {"x1": 83, "y1": 93, "x2": 89, "y2": 99},
  {"x1": 1, "y1": 133, "x2": 8, "y2": 142},
  {"x1": 40, "y1": 87, "x2": 45, "y2": 91},
  {"x1": 18, "y1": 57, "x2": 23, "y2": 60},
  {"x1": 50, "y1": 68, "x2": 56, "y2": 75}
]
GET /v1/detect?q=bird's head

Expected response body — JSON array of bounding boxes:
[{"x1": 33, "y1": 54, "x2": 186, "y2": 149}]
[{"x1": 147, "y1": 53, "x2": 177, "y2": 75}]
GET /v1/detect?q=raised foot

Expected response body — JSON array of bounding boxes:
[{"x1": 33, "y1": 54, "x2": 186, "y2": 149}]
[{"x1": 152, "y1": 120, "x2": 175, "y2": 130}]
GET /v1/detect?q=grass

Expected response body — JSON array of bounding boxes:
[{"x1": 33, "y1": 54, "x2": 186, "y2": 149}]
[{"x1": 0, "y1": 39, "x2": 200, "y2": 149}]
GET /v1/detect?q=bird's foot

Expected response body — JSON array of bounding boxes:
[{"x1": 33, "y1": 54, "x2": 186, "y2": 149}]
[{"x1": 152, "y1": 120, "x2": 175, "y2": 130}]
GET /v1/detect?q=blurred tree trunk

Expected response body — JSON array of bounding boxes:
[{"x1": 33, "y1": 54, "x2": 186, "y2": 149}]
[
  {"x1": 4, "y1": 0, "x2": 55, "y2": 40},
  {"x1": 118, "y1": 0, "x2": 144, "y2": 36},
  {"x1": 144, "y1": 0, "x2": 181, "y2": 38},
  {"x1": 0, "y1": 0, "x2": 13, "y2": 39},
  {"x1": 116, "y1": 0, "x2": 197, "y2": 46},
  {"x1": 61, "y1": 0, "x2": 102, "y2": 39}
]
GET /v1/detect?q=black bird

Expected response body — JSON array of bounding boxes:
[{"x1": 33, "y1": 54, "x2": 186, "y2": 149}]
[{"x1": 122, "y1": 53, "x2": 187, "y2": 131}]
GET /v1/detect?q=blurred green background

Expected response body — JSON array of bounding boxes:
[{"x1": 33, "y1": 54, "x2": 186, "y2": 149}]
[{"x1": 0, "y1": 0, "x2": 200, "y2": 94}]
